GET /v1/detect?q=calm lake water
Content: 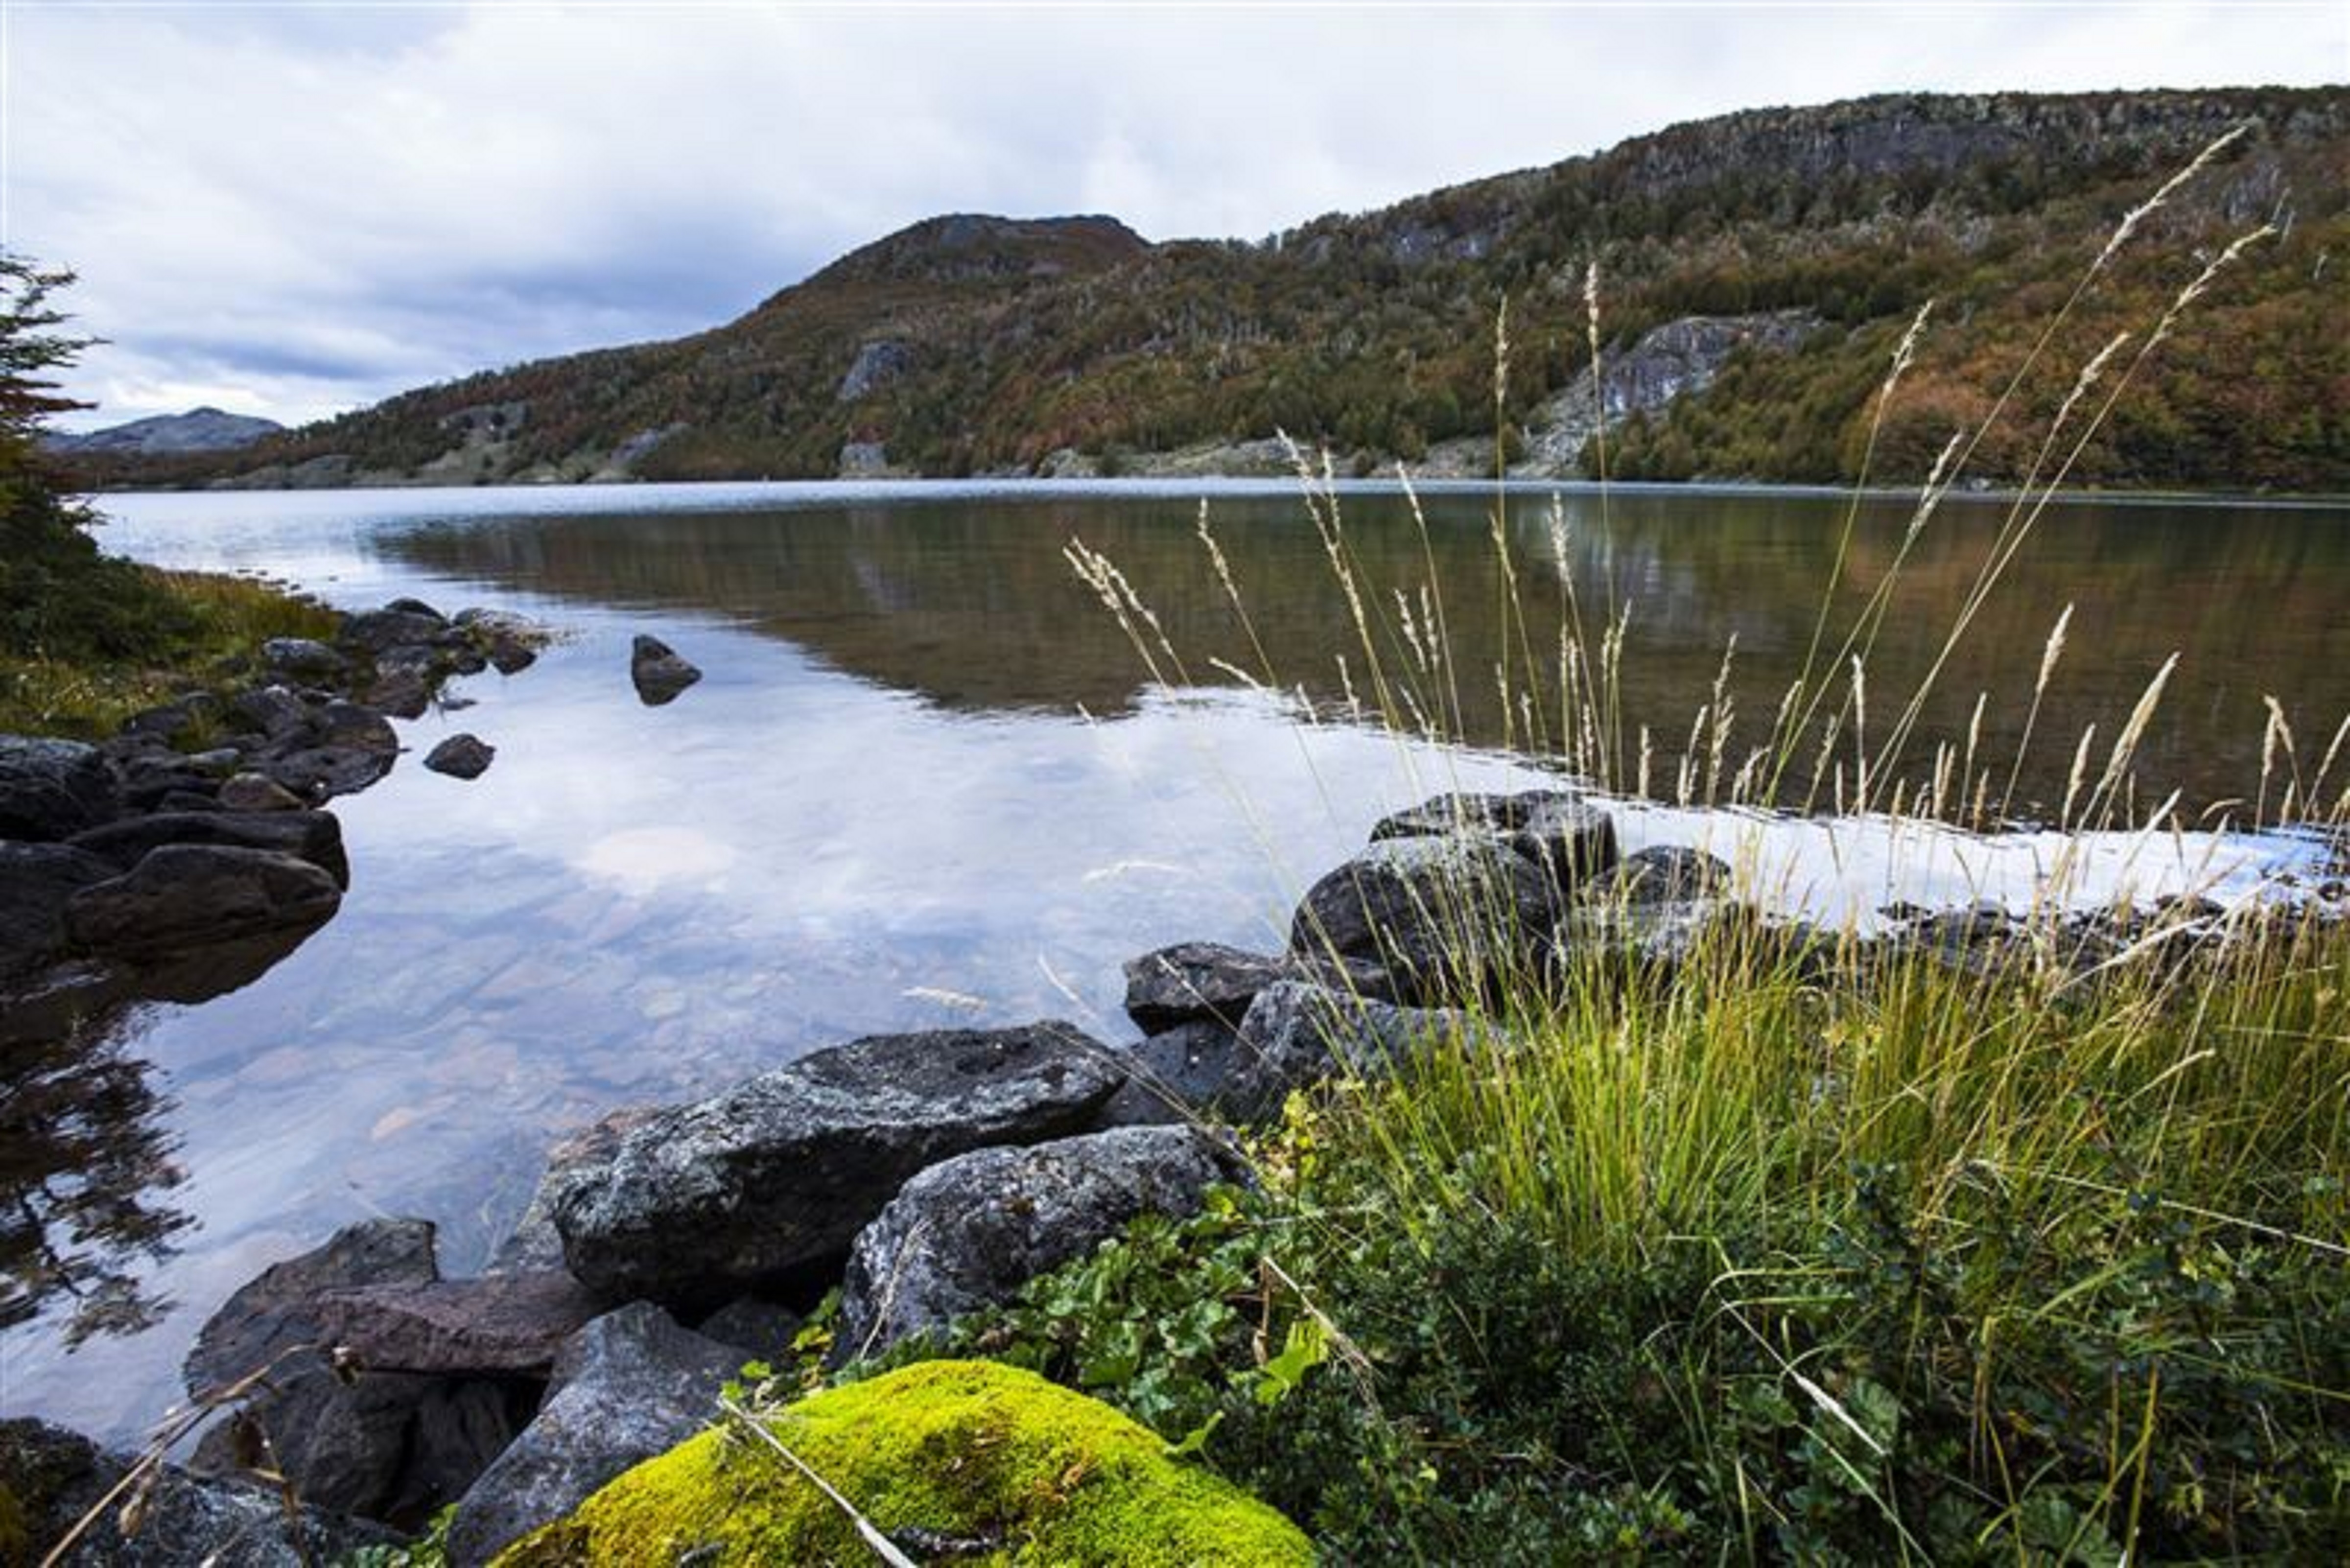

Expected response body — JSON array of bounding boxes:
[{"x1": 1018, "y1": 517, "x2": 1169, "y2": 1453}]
[{"x1": 5, "y1": 479, "x2": 2347, "y2": 1440}]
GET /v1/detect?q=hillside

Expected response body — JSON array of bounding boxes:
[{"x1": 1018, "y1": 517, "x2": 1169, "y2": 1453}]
[{"x1": 76, "y1": 87, "x2": 2350, "y2": 493}]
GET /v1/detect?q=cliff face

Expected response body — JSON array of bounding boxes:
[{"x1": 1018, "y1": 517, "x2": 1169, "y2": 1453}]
[{"x1": 79, "y1": 87, "x2": 2350, "y2": 493}]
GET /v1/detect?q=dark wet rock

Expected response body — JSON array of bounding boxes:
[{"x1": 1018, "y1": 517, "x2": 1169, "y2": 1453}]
[
  {"x1": 315, "y1": 1271, "x2": 603, "y2": 1377},
  {"x1": 486, "y1": 1109, "x2": 662, "y2": 1276},
  {"x1": 0, "y1": 735, "x2": 119, "y2": 841},
  {"x1": 382, "y1": 597, "x2": 447, "y2": 622},
  {"x1": 1610, "y1": 844, "x2": 1731, "y2": 903},
  {"x1": 443, "y1": 1304, "x2": 743, "y2": 1568},
  {"x1": 182, "y1": 747, "x2": 243, "y2": 779},
  {"x1": 68, "y1": 809, "x2": 350, "y2": 889},
  {"x1": 484, "y1": 638, "x2": 537, "y2": 676},
  {"x1": 218, "y1": 772, "x2": 305, "y2": 812},
  {"x1": 0, "y1": 1416, "x2": 397, "y2": 1567},
  {"x1": 0, "y1": 842, "x2": 118, "y2": 981},
  {"x1": 1508, "y1": 794, "x2": 1620, "y2": 895},
  {"x1": 838, "y1": 1126, "x2": 1243, "y2": 1361},
  {"x1": 261, "y1": 636, "x2": 347, "y2": 685},
  {"x1": 99, "y1": 741, "x2": 221, "y2": 814},
  {"x1": 1093, "y1": 1019, "x2": 1246, "y2": 1127},
  {"x1": 1288, "y1": 832, "x2": 1556, "y2": 1000},
  {"x1": 629, "y1": 634, "x2": 702, "y2": 705},
  {"x1": 424, "y1": 734, "x2": 496, "y2": 779},
  {"x1": 1121, "y1": 940, "x2": 1392, "y2": 1033},
  {"x1": 339, "y1": 608, "x2": 456, "y2": 655},
  {"x1": 225, "y1": 684, "x2": 313, "y2": 742},
  {"x1": 65, "y1": 845, "x2": 342, "y2": 959},
  {"x1": 1370, "y1": 789, "x2": 1573, "y2": 841},
  {"x1": 454, "y1": 609, "x2": 547, "y2": 675},
  {"x1": 120, "y1": 693, "x2": 224, "y2": 745},
  {"x1": 1224, "y1": 981, "x2": 1486, "y2": 1121},
  {"x1": 256, "y1": 701, "x2": 398, "y2": 800},
  {"x1": 363, "y1": 669, "x2": 433, "y2": 720},
  {"x1": 551, "y1": 1021, "x2": 1120, "y2": 1311},
  {"x1": 154, "y1": 789, "x2": 225, "y2": 814},
  {"x1": 696, "y1": 1296, "x2": 803, "y2": 1362},
  {"x1": 184, "y1": 1219, "x2": 534, "y2": 1529}
]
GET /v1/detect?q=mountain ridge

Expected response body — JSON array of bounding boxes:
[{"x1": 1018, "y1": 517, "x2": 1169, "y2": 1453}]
[{"x1": 70, "y1": 85, "x2": 2350, "y2": 492}]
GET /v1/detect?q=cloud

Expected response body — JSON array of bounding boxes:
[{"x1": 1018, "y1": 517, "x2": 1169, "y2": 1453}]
[{"x1": 5, "y1": 1, "x2": 2342, "y2": 429}]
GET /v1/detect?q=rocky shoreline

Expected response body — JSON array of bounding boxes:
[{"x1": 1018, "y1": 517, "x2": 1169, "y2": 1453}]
[{"x1": 7, "y1": 609, "x2": 2347, "y2": 1568}]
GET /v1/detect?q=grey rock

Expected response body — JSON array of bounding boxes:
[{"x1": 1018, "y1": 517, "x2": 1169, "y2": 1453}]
[
  {"x1": 68, "y1": 809, "x2": 350, "y2": 888},
  {"x1": 838, "y1": 1126, "x2": 1243, "y2": 1360},
  {"x1": 486, "y1": 1109, "x2": 662, "y2": 1276},
  {"x1": 444, "y1": 1304, "x2": 743, "y2": 1568},
  {"x1": 382, "y1": 597, "x2": 447, "y2": 622},
  {"x1": 66, "y1": 845, "x2": 342, "y2": 959},
  {"x1": 363, "y1": 670, "x2": 432, "y2": 720},
  {"x1": 424, "y1": 734, "x2": 496, "y2": 779},
  {"x1": 629, "y1": 634, "x2": 702, "y2": 705},
  {"x1": 695, "y1": 1296, "x2": 803, "y2": 1362},
  {"x1": 836, "y1": 339, "x2": 913, "y2": 402},
  {"x1": 315, "y1": 1271, "x2": 604, "y2": 1376},
  {"x1": 1122, "y1": 940, "x2": 1392, "y2": 1033},
  {"x1": 258, "y1": 744, "x2": 394, "y2": 801},
  {"x1": 453, "y1": 609, "x2": 548, "y2": 676},
  {"x1": 551, "y1": 1021, "x2": 1120, "y2": 1311},
  {"x1": 1508, "y1": 794, "x2": 1620, "y2": 895},
  {"x1": 0, "y1": 1416, "x2": 396, "y2": 1567},
  {"x1": 340, "y1": 608, "x2": 456, "y2": 655},
  {"x1": 0, "y1": 842, "x2": 118, "y2": 981},
  {"x1": 121, "y1": 693, "x2": 223, "y2": 745},
  {"x1": 260, "y1": 637, "x2": 346, "y2": 684},
  {"x1": 226, "y1": 685, "x2": 315, "y2": 741},
  {"x1": 184, "y1": 1220, "x2": 535, "y2": 1529},
  {"x1": 0, "y1": 735, "x2": 119, "y2": 841},
  {"x1": 1609, "y1": 844, "x2": 1731, "y2": 903},
  {"x1": 1370, "y1": 790, "x2": 1573, "y2": 841},
  {"x1": 1223, "y1": 981, "x2": 1484, "y2": 1121},
  {"x1": 1288, "y1": 832, "x2": 1556, "y2": 999},
  {"x1": 218, "y1": 772, "x2": 306, "y2": 812},
  {"x1": 1092, "y1": 1019, "x2": 1245, "y2": 1127}
]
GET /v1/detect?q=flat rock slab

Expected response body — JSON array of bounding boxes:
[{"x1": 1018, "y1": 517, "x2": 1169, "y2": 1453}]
[
  {"x1": 837, "y1": 1126, "x2": 1243, "y2": 1361},
  {"x1": 444, "y1": 1303, "x2": 747, "y2": 1568},
  {"x1": 550, "y1": 1021, "x2": 1120, "y2": 1311},
  {"x1": 316, "y1": 1270, "x2": 605, "y2": 1376}
]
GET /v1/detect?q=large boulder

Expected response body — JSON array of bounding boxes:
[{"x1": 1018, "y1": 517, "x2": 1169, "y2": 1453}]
[
  {"x1": 183, "y1": 1219, "x2": 534, "y2": 1528},
  {"x1": 68, "y1": 809, "x2": 350, "y2": 889},
  {"x1": 0, "y1": 842, "x2": 118, "y2": 981},
  {"x1": 260, "y1": 636, "x2": 347, "y2": 686},
  {"x1": 339, "y1": 607, "x2": 457, "y2": 656},
  {"x1": 492, "y1": 1361, "x2": 1312, "y2": 1567},
  {"x1": 444, "y1": 1304, "x2": 746, "y2": 1568},
  {"x1": 550, "y1": 1022, "x2": 1120, "y2": 1311},
  {"x1": 0, "y1": 1417, "x2": 395, "y2": 1567},
  {"x1": 65, "y1": 845, "x2": 341, "y2": 960},
  {"x1": 838, "y1": 1127, "x2": 1243, "y2": 1360},
  {"x1": 628, "y1": 635, "x2": 701, "y2": 706},
  {"x1": 1224, "y1": 980, "x2": 1485, "y2": 1121},
  {"x1": 0, "y1": 736, "x2": 119, "y2": 841},
  {"x1": 1287, "y1": 832, "x2": 1556, "y2": 999}
]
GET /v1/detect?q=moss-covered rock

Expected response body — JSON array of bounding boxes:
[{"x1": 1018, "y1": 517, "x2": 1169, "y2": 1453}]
[{"x1": 491, "y1": 1359, "x2": 1312, "y2": 1566}]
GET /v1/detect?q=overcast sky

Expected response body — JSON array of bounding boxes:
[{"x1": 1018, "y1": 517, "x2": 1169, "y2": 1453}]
[{"x1": 5, "y1": 1, "x2": 2344, "y2": 431}]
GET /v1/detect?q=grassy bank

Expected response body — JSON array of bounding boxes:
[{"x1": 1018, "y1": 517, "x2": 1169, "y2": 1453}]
[{"x1": 0, "y1": 564, "x2": 338, "y2": 739}]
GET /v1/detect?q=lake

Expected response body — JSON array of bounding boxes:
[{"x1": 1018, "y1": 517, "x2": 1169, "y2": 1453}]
[{"x1": 4, "y1": 478, "x2": 2347, "y2": 1441}]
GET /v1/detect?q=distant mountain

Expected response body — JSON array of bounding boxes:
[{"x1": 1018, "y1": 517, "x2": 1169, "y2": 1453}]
[
  {"x1": 49, "y1": 406, "x2": 284, "y2": 456},
  {"x1": 71, "y1": 87, "x2": 2350, "y2": 493}
]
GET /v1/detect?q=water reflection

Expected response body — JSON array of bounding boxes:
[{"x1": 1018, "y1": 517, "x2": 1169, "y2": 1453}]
[{"x1": 388, "y1": 486, "x2": 2350, "y2": 816}]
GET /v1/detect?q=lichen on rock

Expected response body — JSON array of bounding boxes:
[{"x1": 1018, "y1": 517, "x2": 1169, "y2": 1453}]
[{"x1": 491, "y1": 1359, "x2": 1312, "y2": 1566}]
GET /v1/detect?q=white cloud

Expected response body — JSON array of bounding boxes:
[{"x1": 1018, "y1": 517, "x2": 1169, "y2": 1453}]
[{"x1": 4, "y1": 1, "x2": 2342, "y2": 429}]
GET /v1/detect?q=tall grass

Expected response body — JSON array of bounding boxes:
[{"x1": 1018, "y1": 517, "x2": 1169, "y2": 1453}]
[{"x1": 1051, "y1": 123, "x2": 2350, "y2": 1560}]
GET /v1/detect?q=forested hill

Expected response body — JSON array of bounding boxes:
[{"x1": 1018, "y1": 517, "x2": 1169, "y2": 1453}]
[{"x1": 80, "y1": 87, "x2": 2350, "y2": 493}]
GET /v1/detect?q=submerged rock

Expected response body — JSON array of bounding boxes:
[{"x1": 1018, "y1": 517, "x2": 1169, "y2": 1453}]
[
  {"x1": 491, "y1": 1361, "x2": 1312, "y2": 1567},
  {"x1": 838, "y1": 1126, "x2": 1243, "y2": 1360},
  {"x1": 65, "y1": 845, "x2": 342, "y2": 959},
  {"x1": 0, "y1": 1416, "x2": 396, "y2": 1567},
  {"x1": 425, "y1": 734, "x2": 497, "y2": 779},
  {"x1": 549, "y1": 1021, "x2": 1120, "y2": 1311},
  {"x1": 628, "y1": 634, "x2": 702, "y2": 705},
  {"x1": 0, "y1": 735, "x2": 119, "y2": 842},
  {"x1": 444, "y1": 1304, "x2": 747, "y2": 1568}
]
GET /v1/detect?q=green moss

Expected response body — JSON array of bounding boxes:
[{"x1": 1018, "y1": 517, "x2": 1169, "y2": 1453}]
[
  {"x1": 0, "y1": 1478, "x2": 27, "y2": 1566},
  {"x1": 492, "y1": 1360, "x2": 1312, "y2": 1567}
]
